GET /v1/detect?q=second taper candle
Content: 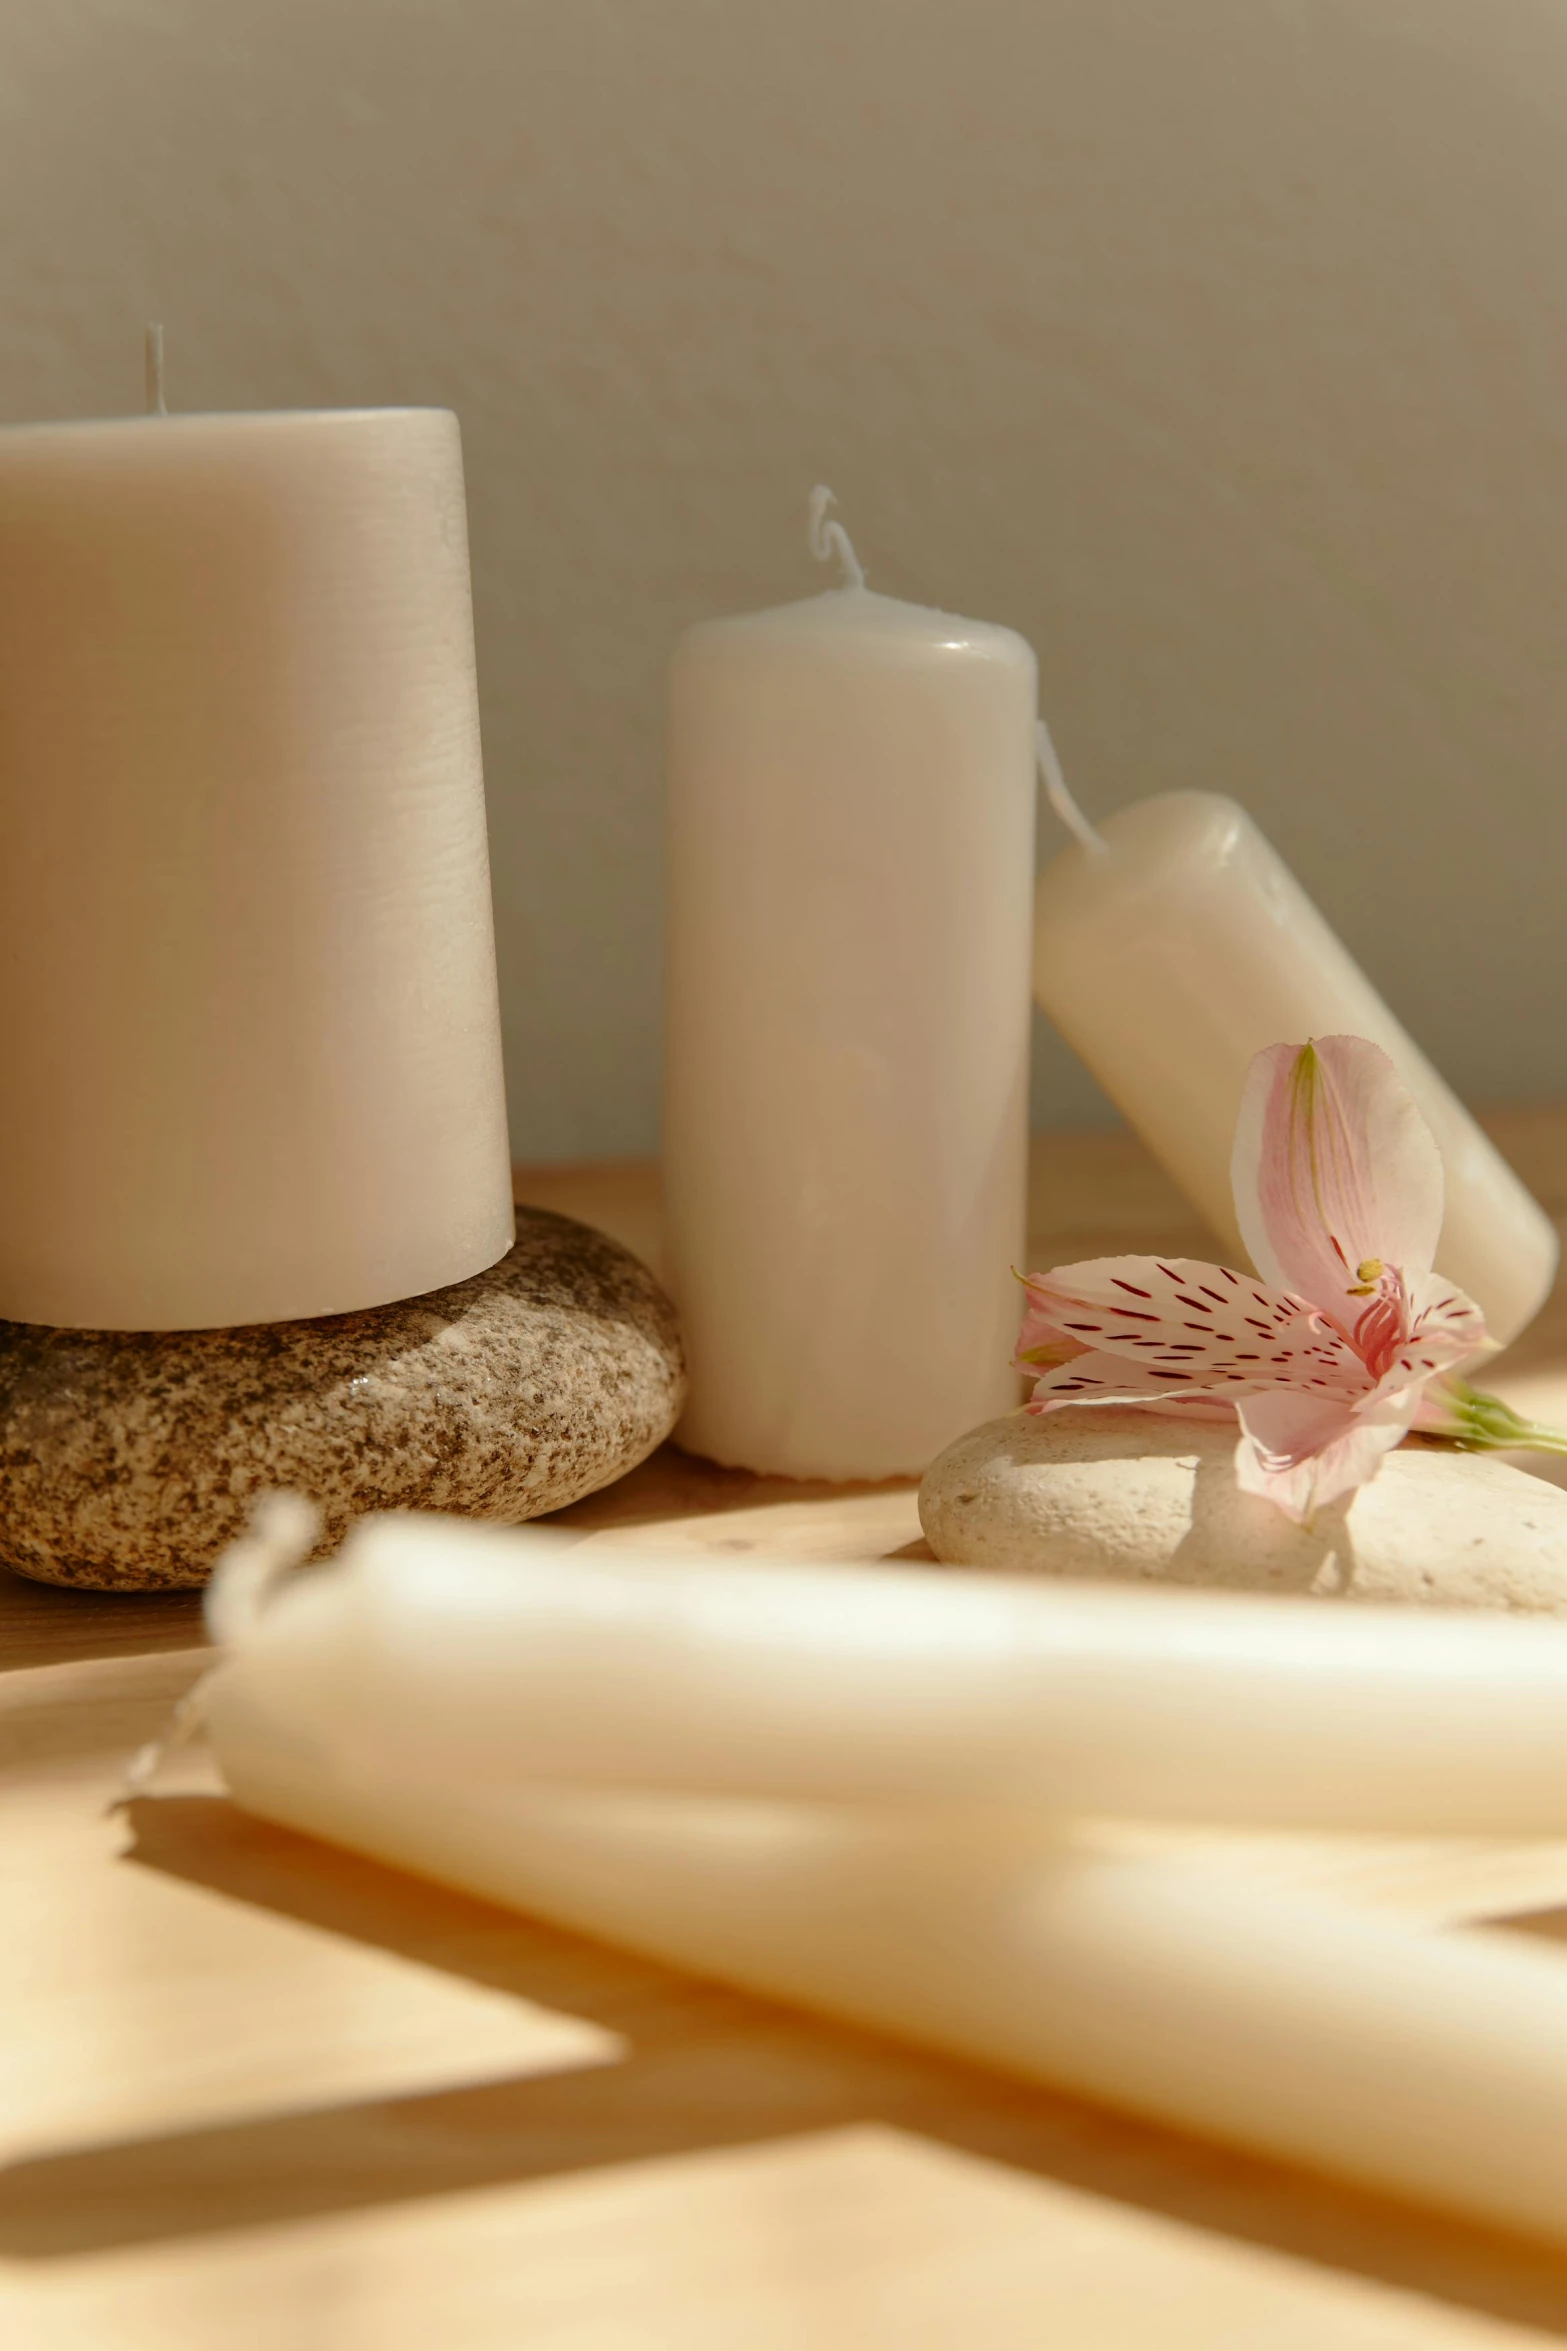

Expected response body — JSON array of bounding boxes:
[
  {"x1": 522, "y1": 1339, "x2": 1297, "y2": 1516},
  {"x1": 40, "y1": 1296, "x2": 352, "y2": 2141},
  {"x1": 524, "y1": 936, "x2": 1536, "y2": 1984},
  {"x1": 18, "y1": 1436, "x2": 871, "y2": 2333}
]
[{"x1": 663, "y1": 496, "x2": 1036, "y2": 1478}]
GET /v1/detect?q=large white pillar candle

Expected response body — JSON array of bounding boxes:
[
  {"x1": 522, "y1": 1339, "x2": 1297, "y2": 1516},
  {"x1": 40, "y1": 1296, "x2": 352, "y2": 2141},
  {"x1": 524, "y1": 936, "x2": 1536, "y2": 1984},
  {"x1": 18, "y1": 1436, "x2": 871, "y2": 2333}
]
[
  {"x1": 663, "y1": 498, "x2": 1036, "y2": 1478},
  {"x1": 0, "y1": 407, "x2": 514, "y2": 1330},
  {"x1": 1033, "y1": 792, "x2": 1557, "y2": 1346},
  {"x1": 210, "y1": 1678, "x2": 1567, "y2": 2251},
  {"x1": 211, "y1": 1512, "x2": 1567, "y2": 1835}
]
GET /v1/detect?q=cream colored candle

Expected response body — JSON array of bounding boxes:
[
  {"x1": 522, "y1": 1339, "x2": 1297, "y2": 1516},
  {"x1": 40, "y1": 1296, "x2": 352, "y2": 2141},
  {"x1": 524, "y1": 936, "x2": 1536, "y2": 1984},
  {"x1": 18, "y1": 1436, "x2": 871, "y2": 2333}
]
[
  {"x1": 210, "y1": 1676, "x2": 1567, "y2": 2250},
  {"x1": 211, "y1": 1513, "x2": 1567, "y2": 1835},
  {"x1": 0, "y1": 406, "x2": 513, "y2": 1330},
  {"x1": 663, "y1": 497, "x2": 1036, "y2": 1477},
  {"x1": 1032, "y1": 792, "x2": 1556, "y2": 1346}
]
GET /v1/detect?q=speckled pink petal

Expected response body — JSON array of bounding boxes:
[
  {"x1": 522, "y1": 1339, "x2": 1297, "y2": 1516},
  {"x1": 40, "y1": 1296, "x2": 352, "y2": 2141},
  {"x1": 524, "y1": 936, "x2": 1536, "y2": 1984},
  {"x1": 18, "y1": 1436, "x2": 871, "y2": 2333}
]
[
  {"x1": 1013, "y1": 1276, "x2": 1088, "y2": 1370},
  {"x1": 1019, "y1": 1254, "x2": 1364, "y2": 1398},
  {"x1": 1025, "y1": 1348, "x2": 1228, "y2": 1410}
]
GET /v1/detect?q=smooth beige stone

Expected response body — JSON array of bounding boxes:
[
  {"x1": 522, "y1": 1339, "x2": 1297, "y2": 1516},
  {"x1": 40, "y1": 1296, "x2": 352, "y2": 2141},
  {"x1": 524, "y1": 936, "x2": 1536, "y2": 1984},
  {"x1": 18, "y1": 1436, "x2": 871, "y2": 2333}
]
[{"x1": 919, "y1": 1407, "x2": 1567, "y2": 1611}]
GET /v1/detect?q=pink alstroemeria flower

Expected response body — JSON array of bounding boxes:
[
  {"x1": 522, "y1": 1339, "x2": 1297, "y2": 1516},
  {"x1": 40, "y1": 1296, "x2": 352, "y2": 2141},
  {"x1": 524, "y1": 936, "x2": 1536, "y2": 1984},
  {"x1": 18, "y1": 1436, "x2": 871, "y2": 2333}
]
[{"x1": 1016, "y1": 1036, "x2": 1491, "y2": 1522}]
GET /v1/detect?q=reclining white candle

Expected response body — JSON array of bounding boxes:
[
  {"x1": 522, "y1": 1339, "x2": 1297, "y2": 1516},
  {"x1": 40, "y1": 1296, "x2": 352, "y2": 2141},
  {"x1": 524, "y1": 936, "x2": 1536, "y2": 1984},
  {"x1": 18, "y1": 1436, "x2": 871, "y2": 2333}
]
[
  {"x1": 1033, "y1": 788, "x2": 1557, "y2": 1347},
  {"x1": 0, "y1": 402, "x2": 513, "y2": 1329},
  {"x1": 210, "y1": 1675, "x2": 1567, "y2": 2252},
  {"x1": 208, "y1": 1512, "x2": 1567, "y2": 1835},
  {"x1": 663, "y1": 492, "x2": 1036, "y2": 1477}
]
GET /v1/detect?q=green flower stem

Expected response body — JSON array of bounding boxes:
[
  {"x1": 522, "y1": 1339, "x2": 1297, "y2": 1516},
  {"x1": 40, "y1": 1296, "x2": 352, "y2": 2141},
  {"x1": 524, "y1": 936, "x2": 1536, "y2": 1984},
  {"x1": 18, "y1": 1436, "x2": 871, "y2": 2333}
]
[{"x1": 1421, "y1": 1377, "x2": 1567, "y2": 1456}]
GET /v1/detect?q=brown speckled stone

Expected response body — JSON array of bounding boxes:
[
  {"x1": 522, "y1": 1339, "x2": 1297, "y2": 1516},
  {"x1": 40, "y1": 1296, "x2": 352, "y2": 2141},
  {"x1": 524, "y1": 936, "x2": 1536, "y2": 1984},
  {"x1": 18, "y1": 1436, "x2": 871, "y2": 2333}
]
[{"x1": 0, "y1": 1209, "x2": 685, "y2": 1591}]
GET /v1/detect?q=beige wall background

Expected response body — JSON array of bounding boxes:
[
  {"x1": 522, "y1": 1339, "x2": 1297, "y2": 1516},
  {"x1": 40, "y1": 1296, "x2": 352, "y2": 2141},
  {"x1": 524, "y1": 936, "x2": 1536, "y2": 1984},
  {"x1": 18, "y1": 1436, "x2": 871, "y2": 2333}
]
[{"x1": 3, "y1": 0, "x2": 1565, "y2": 1159}]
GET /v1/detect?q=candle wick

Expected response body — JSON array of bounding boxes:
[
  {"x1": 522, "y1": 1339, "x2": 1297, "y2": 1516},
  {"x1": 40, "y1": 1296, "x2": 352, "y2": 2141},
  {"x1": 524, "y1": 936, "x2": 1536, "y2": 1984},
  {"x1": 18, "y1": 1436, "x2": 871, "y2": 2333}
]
[
  {"x1": 204, "y1": 1490, "x2": 323, "y2": 1648},
  {"x1": 105, "y1": 1491, "x2": 320, "y2": 1814},
  {"x1": 144, "y1": 322, "x2": 168, "y2": 417},
  {"x1": 807, "y1": 484, "x2": 866, "y2": 591},
  {"x1": 108, "y1": 1679, "x2": 210, "y2": 1815},
  {"x1": 1037, "y1": 717, "x2": 1108, "y2": 857}
]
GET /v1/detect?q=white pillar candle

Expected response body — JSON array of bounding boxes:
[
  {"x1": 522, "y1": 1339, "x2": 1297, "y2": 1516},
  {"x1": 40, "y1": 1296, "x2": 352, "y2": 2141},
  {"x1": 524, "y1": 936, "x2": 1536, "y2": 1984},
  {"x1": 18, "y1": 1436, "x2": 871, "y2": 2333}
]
[
  {"x1": 1032, "y1": 791, "x2": 1557, "y2": 1347},
  {"x1": 0, "y1": 407, "x2": 514, "y2": 1330},
  {"x1": 211, "y1": 1513, "x2": 1567, "y2": 1835},
  {"x1": 210, "y1": 1677, "x2": 1567, "y2": 2251},
  {"x1": 663, "y1": 498, "x2": 1036, "y2": 1478}
]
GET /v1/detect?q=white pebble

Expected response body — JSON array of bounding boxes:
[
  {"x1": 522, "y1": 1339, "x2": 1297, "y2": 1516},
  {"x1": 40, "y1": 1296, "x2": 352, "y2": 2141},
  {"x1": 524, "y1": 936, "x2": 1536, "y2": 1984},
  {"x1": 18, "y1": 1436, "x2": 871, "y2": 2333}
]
[{"x1": 919, "y1": 1407, "x2": 1567, "y2": 1611}]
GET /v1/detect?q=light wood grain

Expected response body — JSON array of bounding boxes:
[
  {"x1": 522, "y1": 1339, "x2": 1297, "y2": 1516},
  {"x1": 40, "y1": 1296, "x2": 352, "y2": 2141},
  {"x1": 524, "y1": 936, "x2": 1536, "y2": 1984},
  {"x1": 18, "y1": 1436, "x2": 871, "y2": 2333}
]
[{"x1": 5, "y1": 1123, "x2": 1567, "y2": 2348}]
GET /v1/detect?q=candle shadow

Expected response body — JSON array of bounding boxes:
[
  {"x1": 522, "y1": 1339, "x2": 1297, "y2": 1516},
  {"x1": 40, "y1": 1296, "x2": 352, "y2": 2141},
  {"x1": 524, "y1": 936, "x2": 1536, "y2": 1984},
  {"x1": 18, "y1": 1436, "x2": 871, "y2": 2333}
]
[
  {"x1": 1, "y1": 1793, "x2": 1565, "y2": 2335},
  {"x1": 547, "y1": 1440, "x2": 922, "y2": 1540}
]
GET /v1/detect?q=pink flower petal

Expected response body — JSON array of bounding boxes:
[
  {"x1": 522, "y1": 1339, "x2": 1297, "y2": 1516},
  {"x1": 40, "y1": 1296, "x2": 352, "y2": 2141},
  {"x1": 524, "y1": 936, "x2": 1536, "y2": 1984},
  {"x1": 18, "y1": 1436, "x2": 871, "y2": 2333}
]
[
  {"x1": 1026, "y1": 1349, "x2": 1226, "y2": 1410},
  {"x1": 1404, "y1": 1268, "x2": 1491, "y2": 1361},
  {"x1": 1230, "y1": 1038, "x2": 1445, "y2": 1325},
  {"x1": 1136, "y1": 1394, "x2": 1244, "y2": 1424},
  {"x1": 1352, "y1": 1271, "x2": 1489, "y2": 1405},
  {"x1": 1019, "y1": 1255, "x2": 1365, "y2": 1398},
  {"x1": 1014, "y1": 1276, "x2": 1087, "y2": 1370},
  {"x1": 1234, "y1": 1388, "x2": 1411, "y2": 1522}
]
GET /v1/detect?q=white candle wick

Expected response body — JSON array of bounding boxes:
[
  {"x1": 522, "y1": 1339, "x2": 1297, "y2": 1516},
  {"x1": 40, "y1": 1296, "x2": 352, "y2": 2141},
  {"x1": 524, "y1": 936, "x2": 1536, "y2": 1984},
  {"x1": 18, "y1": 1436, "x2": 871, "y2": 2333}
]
[
  {"x1": 110, "y1": 1489, "x2": 321, "y2": 1813},
  {"x1": 112, "y1": 1678, "x2": 210, "y2": 1814},
  {"x1": 204, "y1": 1490, "x2": 322, "y2": 1648},
  {"x1": 807, "y1": 483, "x2": 866, "y2": 590},
  {"x1": 144, "y1": 322, "x2": 167, "y2": 418},
  {"x1": 1036, "y1": 715, "x2": 1108, "y2": 857}
]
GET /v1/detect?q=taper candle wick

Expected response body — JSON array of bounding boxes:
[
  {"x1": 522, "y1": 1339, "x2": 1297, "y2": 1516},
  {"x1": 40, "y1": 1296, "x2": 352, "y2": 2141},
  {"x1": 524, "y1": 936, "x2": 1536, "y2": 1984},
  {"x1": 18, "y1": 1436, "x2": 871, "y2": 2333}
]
[
  {"x1": 144, "y1": 322, "x2": 167, "y2": 417},
  {"x1": 109, "y1": 1491, "x2": 320, "y2": 1811},
  {"x1": 1037, "y1": 716, "x2": 1107, "y2": 856},
  {"x1": 807, "y1": 484, "x2": 866, "y2": 590},
  {"x1": 204, "y1": 1491, "x2": 322, "y2": 1648}
]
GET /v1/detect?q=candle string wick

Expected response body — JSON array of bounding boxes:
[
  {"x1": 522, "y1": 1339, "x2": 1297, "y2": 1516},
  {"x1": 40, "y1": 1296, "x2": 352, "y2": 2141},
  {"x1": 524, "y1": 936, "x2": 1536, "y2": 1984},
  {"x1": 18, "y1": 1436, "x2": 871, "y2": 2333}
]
[
  {"x1": 144, "y1": 322, "x2": 167, "y2": 418},
  {"x1": 204, "y1": 1490, "x2": 322, "y2": 1649},
  {"x1": 1037, "y1": 717, "x2": 1108, "y2": 857},
  {"x1": 105, "y1": 1490, "x2": 321, "y2": 1813},
  {"x1": 109, "y1": 1679, "x2": 210, "y2": 1815},
  {"x1": 807, "y1": 484, "x2": 866, "y2": 591}
]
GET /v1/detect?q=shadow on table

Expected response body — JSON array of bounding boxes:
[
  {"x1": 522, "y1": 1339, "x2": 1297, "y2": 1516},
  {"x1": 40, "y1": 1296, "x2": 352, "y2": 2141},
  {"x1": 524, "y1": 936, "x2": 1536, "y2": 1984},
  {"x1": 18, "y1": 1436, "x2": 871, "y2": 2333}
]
[
  {"x1": 1, "y1": 1791, "x2": 1566, "y2": 2337},
  {"x1": 0, "y1": 1570, "x2": 205, "y2": 1676},
  {"x1": 545, "y1": 1440, "x2": 925, "y2": 1541}
]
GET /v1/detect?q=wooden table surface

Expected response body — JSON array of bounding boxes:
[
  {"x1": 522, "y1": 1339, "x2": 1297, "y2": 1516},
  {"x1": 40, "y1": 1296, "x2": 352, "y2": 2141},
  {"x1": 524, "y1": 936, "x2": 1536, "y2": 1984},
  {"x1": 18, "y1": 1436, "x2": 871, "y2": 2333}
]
[{"x1": 9, "y1": 1119, "x2": 1567, "y2": 2348}]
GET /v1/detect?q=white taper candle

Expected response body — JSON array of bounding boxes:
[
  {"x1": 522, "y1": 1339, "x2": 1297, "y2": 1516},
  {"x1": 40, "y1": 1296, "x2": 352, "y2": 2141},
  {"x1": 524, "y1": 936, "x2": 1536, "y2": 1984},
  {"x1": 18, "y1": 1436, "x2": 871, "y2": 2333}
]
[
  {"x1": 1033, "y1": 792, "x2": 1557, "y2": 1346},
  {"x1": 210, "y1": 1675, "x2": 1567, "y2": 2252},
  {"x1": 208, "y1": 1513, "x2": 1567, "y2": 1836}
]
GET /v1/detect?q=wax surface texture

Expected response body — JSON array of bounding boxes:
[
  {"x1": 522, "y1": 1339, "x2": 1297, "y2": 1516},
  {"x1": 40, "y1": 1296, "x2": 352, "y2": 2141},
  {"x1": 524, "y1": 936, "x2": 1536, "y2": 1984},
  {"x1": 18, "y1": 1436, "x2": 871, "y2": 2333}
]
[
  {"x1": 664, "y1": 586, "x2": 1036, "y2": 1477},
  {"x1": 210, "y1": 1677, "x2": 1567, "y2": 2252},
  {"x1": 219, "y1": 1515, "x2": 1567, "y2": 1835},
  {"x1": 0, "y1": 409, "x2": 513, "y2": 1329},
  {"x1": 1033, "y1": 793, "x2": 1557, "y2": 1346}
]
